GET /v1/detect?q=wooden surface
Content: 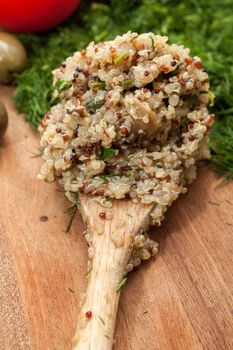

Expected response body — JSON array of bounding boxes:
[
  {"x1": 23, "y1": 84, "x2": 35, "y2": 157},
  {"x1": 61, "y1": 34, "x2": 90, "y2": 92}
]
[{"x1": 0, "y1": 85, "x2": 233, "y2": 350}]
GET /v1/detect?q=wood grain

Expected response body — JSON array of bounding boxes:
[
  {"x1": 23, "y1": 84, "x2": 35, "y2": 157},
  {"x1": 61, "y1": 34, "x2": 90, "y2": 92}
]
[
  {"x1": 73, "y1": 194, "x2": 154, "y2": 349},
  {"x1": 0, "y1": 85, "x2": 233, "y2": 350}
]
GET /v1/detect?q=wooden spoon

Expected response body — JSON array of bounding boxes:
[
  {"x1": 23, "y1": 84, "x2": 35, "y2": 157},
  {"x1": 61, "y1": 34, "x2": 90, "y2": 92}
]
[{"x1": 72, "y1": 193, "x2": 154, "y2": 350}]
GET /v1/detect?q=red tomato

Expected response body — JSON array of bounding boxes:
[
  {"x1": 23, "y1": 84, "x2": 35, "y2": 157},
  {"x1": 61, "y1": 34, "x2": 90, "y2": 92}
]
[{"x1": 0, "y1": 0, "x2": 80, "y2": 32}]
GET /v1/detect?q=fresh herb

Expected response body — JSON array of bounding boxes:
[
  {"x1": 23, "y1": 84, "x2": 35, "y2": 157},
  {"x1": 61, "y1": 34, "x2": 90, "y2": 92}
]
[
  {"x1": 99, "y1": 316, "x2": 105, "y2": 325},
  {"x1": 104, "y1": 334, "x2": 110, "y2": 340},
  {"x1": 89, "y1": 81, "x2": 106, "y2": 89},
  {"x1": 209, "y1": 116, "x2": 233, "y2": 180},
  {"x1": 116, "y1": 276, "x2": 127, "y2": 292},
  {"x1": 127, "y1": 213, "x2": 133, "y2": 218},
  {"x1": 208, "y1": 90, "x2": 215, "y2": 107},
  {"x1": 113, "y1": 50, "x2": 129, "y2": 64},
  {"x1": 65, "y1": 203, "x2": 78, "y2": 233},
  {"x1": 84, "y1": 98, "x2": 105, "y2": 111},
  {"x1": 120, "y1": 79, "x2": 133, "y2": 89},
  {"x1": 83, "y1": 111, "x2": 90, "y2": 118},
  {"x1": 150, "y1": 36, "x2": 155, "y2": 51},
  {"x1": 54, "y1": 79, "x2": 72, "y2": 91},
  {"x1": 98, "y1": 173, "x2": 118, "y2": 181},
  {"x1": 50, "y1": 79, "x2": 72, "y2": 104},
  {"x1": 50, "y1": 95, "x2": 60, "y2": 106},
  {"x1": 98, "y1": 172, "x2": 131, "y2": 181},
  {"x1": 84, "y1": 267, "x2": 93, "y2": 276},
  {"x1": 14, "y1": 0, "x2": 233, "y2": 179},
  {"x1": 68, "y1": 287, "x2": 75, "y2": 293},
  {"x1": 98, "y1": 147, "x2": 116, "y2": 159},
  {"x1": 143, "y1": 310, "x2": 149, "y2": 315}
]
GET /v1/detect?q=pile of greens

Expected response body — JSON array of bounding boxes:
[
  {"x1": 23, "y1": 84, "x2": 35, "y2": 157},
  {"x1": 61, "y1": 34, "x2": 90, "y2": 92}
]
[{"x1": 14, "y1": 0, "x2": 233, "y2": 178}]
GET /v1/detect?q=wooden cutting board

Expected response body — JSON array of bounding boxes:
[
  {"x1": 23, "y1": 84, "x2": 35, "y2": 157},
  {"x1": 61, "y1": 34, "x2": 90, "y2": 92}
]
[{"x1": 0, "y1": 86, "x2": 233, "y2": 350}]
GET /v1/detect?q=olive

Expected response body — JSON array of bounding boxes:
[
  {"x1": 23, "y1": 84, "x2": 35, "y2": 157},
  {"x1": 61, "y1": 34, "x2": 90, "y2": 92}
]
[
  {"x1": 0, "y1": 32, "x2": 27, "y2": 83},
  {"x1": 0, "y1": 100, "x2": 8, "y2": 137}
]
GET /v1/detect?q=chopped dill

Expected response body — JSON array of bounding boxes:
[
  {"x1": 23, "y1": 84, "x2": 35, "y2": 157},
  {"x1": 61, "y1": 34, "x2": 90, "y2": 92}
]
[
  {"x1": 84, "y1": 267, "x2": 93, "y2": 276},
  {"x1": 84, "y1": 98, "x2": 105, "y2": 111},
  {"x1": 65, "y1": 203, "x2": 78, "y2": 233},
  {"x1": 98, "y1": 173, "x2": 131, "y2": 182},
  {"x1": 120, "y1": 79, "x2": 133, "y2": 89},
  {"x1": 99, "y1": 316, "x2": 105, "y2": 325},
  {"x1": 116, "y1": 276, "x2": 127, "y2": 292},
  {"x1": 53, "y1": 79, "x2": 72, "y2": 91},
  {"x1": 99, "y1": 147, "x2": 116, "y2": 159},
  {"x1": 113, "y1": 50, "x2": 129, "y2": 64},
  {"x1": 98, "y1": 173, "x2": 118, "y2": 181},
  {"x1": 89, "y1": 81, "x2": 106, "y2": 89},
  {"x1": 150, "y1": 36, "x2": 155, "y2": 51}
]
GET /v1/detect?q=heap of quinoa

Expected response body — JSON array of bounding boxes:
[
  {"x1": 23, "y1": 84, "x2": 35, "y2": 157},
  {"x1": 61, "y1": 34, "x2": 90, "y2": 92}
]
[{"x1": 38, "y1": 32, "x2": 214, "y2": 266}]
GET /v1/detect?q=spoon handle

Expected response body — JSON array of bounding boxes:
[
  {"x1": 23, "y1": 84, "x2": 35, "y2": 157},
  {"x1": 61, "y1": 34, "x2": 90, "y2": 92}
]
[
  {"x1": 72, "y1": 225, "x2": 127, "y2": 350},
  {"x1": 72, "y1": 194, "x2": 154, "y2": 349}
]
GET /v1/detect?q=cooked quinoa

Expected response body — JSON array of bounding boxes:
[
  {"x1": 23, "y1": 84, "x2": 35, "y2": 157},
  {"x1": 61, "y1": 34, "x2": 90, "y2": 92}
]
[{"x1": 38, "y1": 31, "x2": 214, "y2": 227}]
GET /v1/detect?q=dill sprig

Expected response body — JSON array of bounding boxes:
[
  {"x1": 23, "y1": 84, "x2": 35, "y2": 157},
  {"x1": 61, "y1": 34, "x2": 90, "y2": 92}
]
[
  {"x1": 84, "y1": 267, "x2": 93, "y2": 277},
  {"x1": 65, "y1": 203, "x2": 78, "y2": 233},
  {"x1": 116, "y1": 276, "x2": 127, "y2": 292},
  {"x1": 209, "y1": 117, "x2": 233, "y2": 179},
  {"x1": 13, "y1": 0, "x2": 233, "y2": 178}
]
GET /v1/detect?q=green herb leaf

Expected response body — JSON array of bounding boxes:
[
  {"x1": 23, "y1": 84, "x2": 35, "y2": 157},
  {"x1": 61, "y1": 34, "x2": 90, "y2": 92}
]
[
  {"x1": 210, "y1": 117, "x2": 233, "y2": 179},
  {"x1": 84, "y1": 267, "x2": 93, "y2": 276},
  {"x1": 116, "y1": 276, "x2": 127, "y2": 292},
  {"x1": 99, "y1": 316, "x2": 105, "y2": 325},
  {"x1": 120, "y1": 79, "x2": 132, "y2": 88},
  {"x1": 98, "y1": 172, "x2": 131, "y2": 181},
  {"x1": 98, "y1": 173, "x2": 117, "y2": 181},
  {"x1": 50, "y1": 79, "x2": 72, "y2": 105},
  {"x1": 150, "y1": 36, "x2": 155, "y2": 51},
  {"x1": 99, "y1": 148, "x2": 116, "y2": 159},
  {"x1": 208, "y1": 90, "x2": 215, "y2": 107},
  {"x1": 114, "y1": 50, "x2": 129, "y2": 64},
  {"x1": 89, "y1": 81, "x2": 106, "y2": 89},
  {"x1": 54, "y1": 79, "x2": 72, "y2": 91},
  {"x1": 65, "y1": 204, "x2": 78, "y2": 233},
  {"x1": 84, "y1": 98, "x2": 105, "y2": 111},
  {"x1": 50, "y1": 95, "x2": 60, "y2": 106}
]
